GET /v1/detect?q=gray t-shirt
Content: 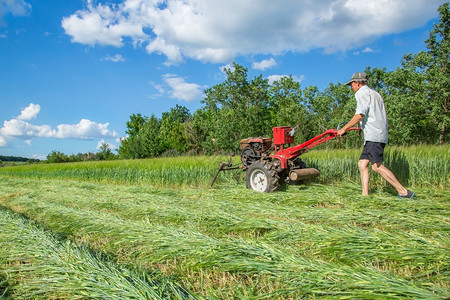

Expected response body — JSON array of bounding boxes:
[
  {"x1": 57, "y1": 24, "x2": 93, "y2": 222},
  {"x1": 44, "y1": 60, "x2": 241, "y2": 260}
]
[{"x1": 354, "y1": 85, "x2": 388, "y2": 143}]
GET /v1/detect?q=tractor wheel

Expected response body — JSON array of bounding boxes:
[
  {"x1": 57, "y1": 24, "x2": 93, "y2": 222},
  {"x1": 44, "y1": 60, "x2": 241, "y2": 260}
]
[{"x1": 245, "y1": 160, "x2": 280, "y2": 192}]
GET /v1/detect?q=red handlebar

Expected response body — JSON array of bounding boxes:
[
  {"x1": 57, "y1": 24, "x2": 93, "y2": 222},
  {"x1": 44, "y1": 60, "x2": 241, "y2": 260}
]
[{"x1": 270, "y1": 127, "x2": 361, "y2": 169}]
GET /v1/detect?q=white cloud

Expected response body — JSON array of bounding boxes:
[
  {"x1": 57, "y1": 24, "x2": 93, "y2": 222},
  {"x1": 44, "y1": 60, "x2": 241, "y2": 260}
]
[
  {"x1": 1, "y1": 118, "x2": 53, "y2": 137},
  {"x1": 353, "y1": 46, "x2": 376, "y2": 55},
  {"x1": 61, "y1": 0, "x2": 445, "y2": 64},
  {"x1": 61, "y1": 0, "x2": 147, "y2": 47},
  {"x1": 163, "y1": 74, "x2": 204, "y2": 102},
  {"x1": 149, "y1": 81, "x2": 165, "y2": 94},
  {"x1": 0, "y1": 103, "x2": 119, "y2": 147},
  {"x1": 54, "y1": 119, "x2": 118, "y2": 139},
  {"x1": 103, "y1": 53, "x2": 126, "y2": 62},
  {"x1": 0, "y1": 0, "x2": 31, "y2": 24},
  {"x1": 17, "y1": 103, "x2": 40, "y2": 120},
  {"x1": 253, "y1": 58, "x2": 277, "y2": 71},
  {"x1": 362, "y1": 47, "x2": 375, "y2": 53},
  {"x1": 268, "y1": 74, "x2": 305, "y2": 85}
]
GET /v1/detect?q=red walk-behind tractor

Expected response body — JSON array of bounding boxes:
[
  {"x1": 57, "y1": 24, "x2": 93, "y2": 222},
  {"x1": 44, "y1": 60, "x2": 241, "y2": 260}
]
[{"x1": 211, "y1": 126, "x2": 360, "y2": 192}]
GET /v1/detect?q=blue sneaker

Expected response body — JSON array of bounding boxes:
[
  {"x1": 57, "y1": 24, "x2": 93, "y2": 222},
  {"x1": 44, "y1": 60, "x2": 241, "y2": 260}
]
[{"x1": 398, "y1": 190, "x2": 415, "y2": 199}]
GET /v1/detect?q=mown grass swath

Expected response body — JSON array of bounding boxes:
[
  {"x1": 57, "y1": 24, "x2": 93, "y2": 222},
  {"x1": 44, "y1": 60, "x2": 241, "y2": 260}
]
[
  {"x1": 0, "y1": 207, "x2": 196, "y2": 299},
  {"x1": 0, "y1": 177, "x2": 448, "y2": 298},
  {"x1": 0, "y1": 145, "x2": 448, "y2": 188}
]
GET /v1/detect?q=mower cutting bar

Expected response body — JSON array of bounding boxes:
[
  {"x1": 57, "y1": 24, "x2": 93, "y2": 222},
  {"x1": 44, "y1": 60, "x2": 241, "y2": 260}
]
[{"x1": 210, "y1": 154, "x2": 245, "y2": 187}]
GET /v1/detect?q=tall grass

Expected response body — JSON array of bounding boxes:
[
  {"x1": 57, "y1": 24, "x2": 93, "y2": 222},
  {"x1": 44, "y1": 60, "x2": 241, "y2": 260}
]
[
  {"x1": 0, "y1": 145, "x2": 448, "y2": 189},
  {"x1": 301, "y1": 145, "x2": 449, "y2": 188},
  {"x1": 0, "y1": 156, "x2": 221, "y2": 188}
]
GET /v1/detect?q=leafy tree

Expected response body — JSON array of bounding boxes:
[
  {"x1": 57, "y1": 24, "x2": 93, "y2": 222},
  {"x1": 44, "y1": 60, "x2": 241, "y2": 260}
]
[
  {"x1": 268, "y1": 76, "x2": 308, "y2": 143},
  {"x1": 46, "y1": 151, "x2": 69, "y2": 163},
  {"x1": 126, "y1": 113, "x2": 148, "y2": 137},
  {"x1": 96, "y1": 142, "x2": 116, "y2": 160},
  {"x1": 303, "y1": 86, "x2": 331, "y2": 134},
  {"x1": 201, "y1": 63, "x2": 271, "y2": 153},
  {"x1": 423, "y1": 2, "x2": 449, "y2": 144},
  {"x1": 386, "y1": 3, "x2": 449, "y2": 145},
  {"x1": 159, "y1": 105, "x2": 191, "y2": 154},
  {"x1": 141, "y1": 115, "x2": 163, "y2": 157},
  {"x1": 119, "y1": 113, "x2": 152, "y2": 159},
  {"x1": 118, "y1": 135, "x2": 146, "y2": 159}
]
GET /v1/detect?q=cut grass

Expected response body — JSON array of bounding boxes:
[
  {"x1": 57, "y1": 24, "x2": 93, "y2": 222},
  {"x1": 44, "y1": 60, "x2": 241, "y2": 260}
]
[
  {"x1": 0, "y1": 207, "x2": 196, "y2": 299},
  {"x1": 0, "y1": 177, "x2": 448, "y2": 298}
]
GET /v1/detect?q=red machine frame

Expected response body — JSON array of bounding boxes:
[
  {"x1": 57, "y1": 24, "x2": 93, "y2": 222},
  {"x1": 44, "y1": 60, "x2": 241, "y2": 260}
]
[{"x1": 271, "y1": 126, "x2": 360, "y2": 169}]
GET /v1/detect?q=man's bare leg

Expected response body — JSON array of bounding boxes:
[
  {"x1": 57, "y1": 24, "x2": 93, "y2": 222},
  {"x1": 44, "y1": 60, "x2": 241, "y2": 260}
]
[
  {"x1": 358, "y1": 159, "x2": 370, "y2": 196},
  {"x1": 371, "y1": 162, "x2": 408, "y2": 196}
]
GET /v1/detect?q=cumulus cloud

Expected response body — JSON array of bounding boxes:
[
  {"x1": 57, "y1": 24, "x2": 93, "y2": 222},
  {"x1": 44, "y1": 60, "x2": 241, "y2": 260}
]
[
  {"x1": 253, "y1": 58, "x2": 277, "y2": 71},
  {"x1": 61, "y1": 0, "x2": 146, "y2": 47},
  {"x1": 268, "y1": 74, "x2": 305, "y2": 85},
  {"x1": 17, "y1": 102, "x2": 40, "y2": 120},
  {"x1": 0, "y1": 0, "x2": 31, "y2": 24},
  {"x1": 54, "y1": 119, "x2": 118, "y2": 139},
  {"x1": 163, "y1": 74, "x2": 204, "y2": 102},
  {"x1": 103, "y1": 53, "x2": 126, "y2": 62},
  {"x1": 0, "y1": 103, "x2": 118, "y2": 147},
  {"x1": 353, "y1": 46, "x2": 377, "y2": 55},
  {"x1": 61, "y1": 0, "x2": 445, "y2": 64}
]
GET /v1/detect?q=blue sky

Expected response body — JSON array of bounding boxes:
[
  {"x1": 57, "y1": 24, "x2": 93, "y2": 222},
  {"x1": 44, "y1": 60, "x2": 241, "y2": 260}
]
[{"x1": 0, "y1": 0, "x2": 446, "y2": 159}]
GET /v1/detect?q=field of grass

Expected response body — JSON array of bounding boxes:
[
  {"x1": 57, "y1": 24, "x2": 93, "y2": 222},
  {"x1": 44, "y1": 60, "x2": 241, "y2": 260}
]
[{"x1": 0, "y1": 146, "x2": 448, "y2": 299}]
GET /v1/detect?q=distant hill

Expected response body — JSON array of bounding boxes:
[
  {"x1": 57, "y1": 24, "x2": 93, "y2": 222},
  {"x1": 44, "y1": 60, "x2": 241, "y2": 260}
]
[{"x1": 0, "y1": 155, "x2": 40, "y2": 163}]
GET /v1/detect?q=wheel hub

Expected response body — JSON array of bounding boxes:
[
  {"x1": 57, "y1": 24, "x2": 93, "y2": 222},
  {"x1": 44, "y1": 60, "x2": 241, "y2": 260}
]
[{"x1": 250, "y1": 169, "x2": 268, "y2": 192}]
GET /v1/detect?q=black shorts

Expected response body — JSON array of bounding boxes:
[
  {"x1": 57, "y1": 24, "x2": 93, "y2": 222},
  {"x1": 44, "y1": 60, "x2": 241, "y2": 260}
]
[{"x1": 360, "y1": 141, "x2": 386, "y2": 165}]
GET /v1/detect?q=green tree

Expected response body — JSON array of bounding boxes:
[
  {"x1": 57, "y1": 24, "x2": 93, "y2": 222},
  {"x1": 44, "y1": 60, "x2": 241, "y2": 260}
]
[
  {"x1": 46, "y1": 151, "x2": 69, "y2": 163},
  {"x1": 268, "y1": 76, "x2": 309, "y2": 143},
  {"x1": 386, "y1": 3, "x2": 449, "y2": 145},
  {"x1": 141, "y1": 115, "x2": 163, "y2": 157},
  {"x1": 96, "y1": 142, "x2": 116, "y2": 160},
  {"x1": 126, "y1": 113, "x2": 148, "y2": 137},
  {"x1": 159, "y1": 105, "x2": 191, "y2": 154},
  {"x1": 423, "y1": 2, "x2": 449, "y2": 144},
  {"x1": 118, "y1": 135, "x2": 145, "y2": 159},
  {"x1": 200, "y1": 63, "x2": 271, "y2": 153},
  {"x1": 119, "y1": 113, "x2": 151, "y2": 159}
]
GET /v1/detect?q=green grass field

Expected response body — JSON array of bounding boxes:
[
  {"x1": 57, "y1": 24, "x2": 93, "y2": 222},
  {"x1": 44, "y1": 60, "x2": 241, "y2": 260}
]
[{"x1": 0, "y1": 146, "x2": 448, "y2": 299}]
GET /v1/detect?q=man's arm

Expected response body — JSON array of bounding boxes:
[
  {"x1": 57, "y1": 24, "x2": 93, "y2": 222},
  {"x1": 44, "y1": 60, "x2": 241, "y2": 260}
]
[{"x1": 337, "y1": 114, "x2": 364, "y2": 136}]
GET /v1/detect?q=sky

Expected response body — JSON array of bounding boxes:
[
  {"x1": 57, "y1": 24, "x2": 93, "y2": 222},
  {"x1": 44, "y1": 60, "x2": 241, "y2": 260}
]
[{"x1": 0, "y1": 0, "x2": 447, "y2": 160}]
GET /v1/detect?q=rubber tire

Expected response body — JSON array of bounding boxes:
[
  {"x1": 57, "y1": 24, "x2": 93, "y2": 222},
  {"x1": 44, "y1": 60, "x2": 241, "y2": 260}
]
[{"x1": 245, "y1": 160, "x2": 280, "y2": 192}]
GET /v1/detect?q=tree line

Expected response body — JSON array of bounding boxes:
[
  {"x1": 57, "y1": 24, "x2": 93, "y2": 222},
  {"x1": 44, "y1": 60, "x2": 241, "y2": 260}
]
[
  {"x1": 118, "y1": 4, "x2": 448, "y2": 159},
  {"x1": 45, "y1": 143, "x2": 116, "y2": 163}
]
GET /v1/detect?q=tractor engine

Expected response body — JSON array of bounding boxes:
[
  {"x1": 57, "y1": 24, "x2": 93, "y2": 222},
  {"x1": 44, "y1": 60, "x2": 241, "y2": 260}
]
[{"x1": 239, "y1": 137, "x2": 272, "y2": 167}]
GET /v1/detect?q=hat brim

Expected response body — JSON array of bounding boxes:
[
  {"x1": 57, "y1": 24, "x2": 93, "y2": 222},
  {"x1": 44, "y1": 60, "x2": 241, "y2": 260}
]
[{"x1": 344, "y1": 80, "x2": 353, "y2": 86}]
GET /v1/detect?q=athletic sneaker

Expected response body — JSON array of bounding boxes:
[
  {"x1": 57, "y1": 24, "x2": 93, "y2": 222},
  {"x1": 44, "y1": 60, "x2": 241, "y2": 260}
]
[{"x1": 398, "y1": 190, "x2": 415, "y2": 199}]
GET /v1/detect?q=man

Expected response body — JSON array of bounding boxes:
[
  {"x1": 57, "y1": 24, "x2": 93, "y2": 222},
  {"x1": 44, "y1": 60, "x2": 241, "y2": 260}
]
[{"x1": 337, "y1": 72, "x2": 414, "y2": 199}]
